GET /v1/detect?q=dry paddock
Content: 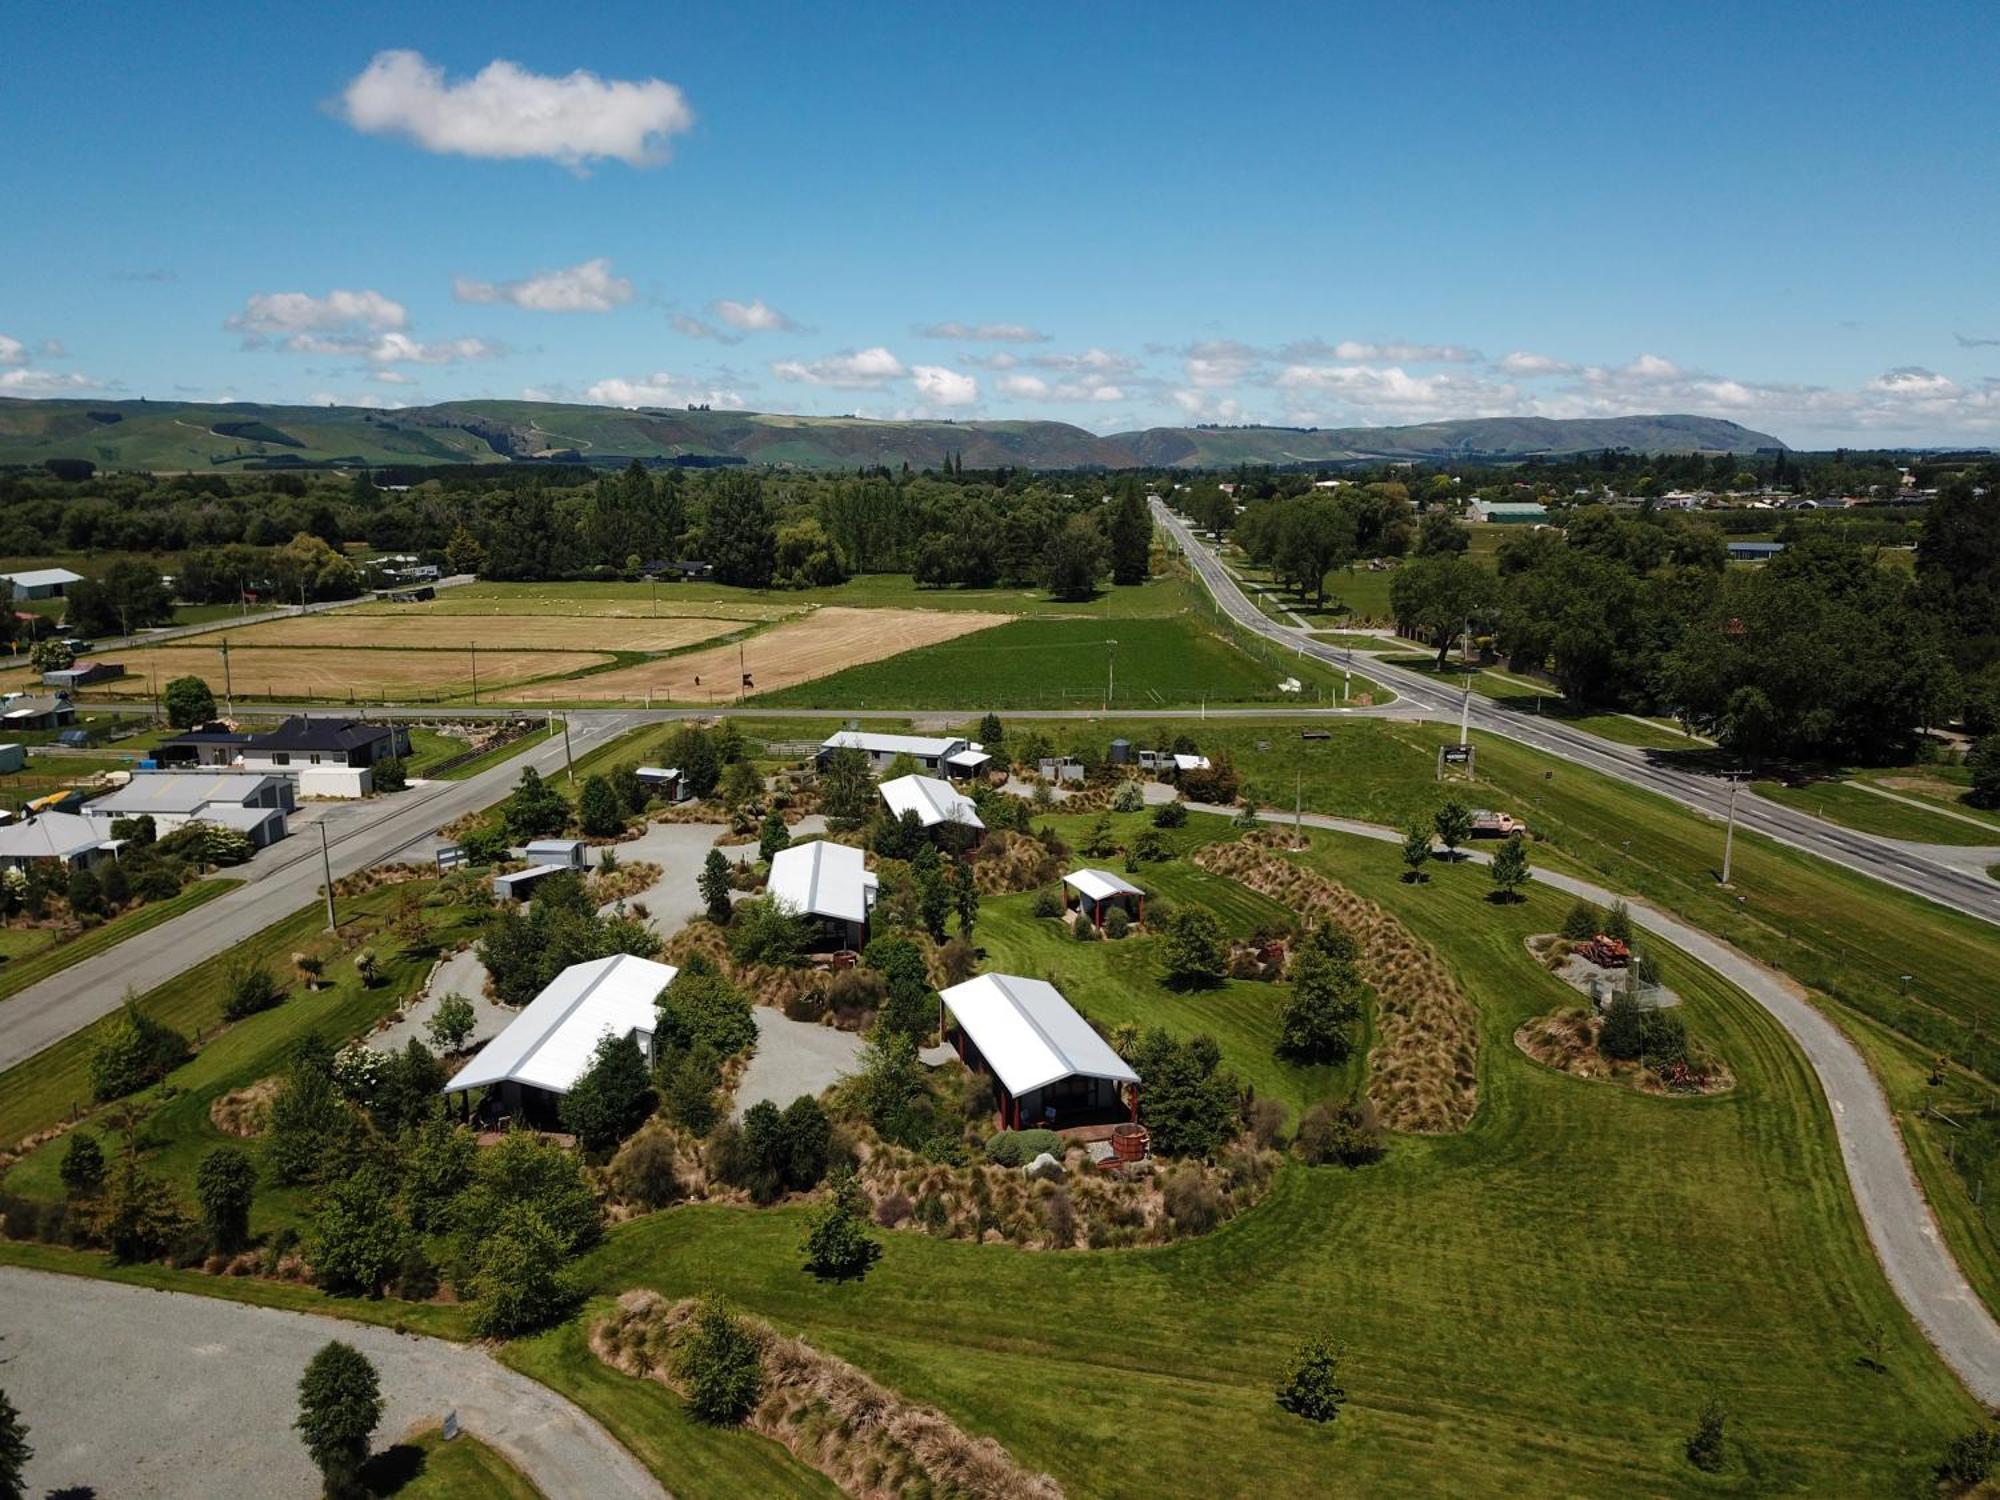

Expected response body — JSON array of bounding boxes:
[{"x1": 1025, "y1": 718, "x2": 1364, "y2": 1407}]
[
  {"x1": 508, "y1": 605, "x2": 1011, "y2": 703},
  {"x1": 209, "y1": 611, "x2": 745, "y2": 655},
  {"x1": 349, "y1": 589, "x2": 795, "y2": 623},
  {"x1": 56, "y1": 644, "x2": 611, "y2": 701}
]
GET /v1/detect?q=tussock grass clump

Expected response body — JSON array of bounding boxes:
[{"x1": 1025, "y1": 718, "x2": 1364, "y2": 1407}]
[
  {"x1": 1194, "y1": 836, "x2": 1478, "y2": 1133},
  {"x1": 969, "y1": 830, "x2": 1063, "y2": 895},
  {"x1": 594, "y1": 1290, "x2": 1065, "y2": 1500},
  {"x1": 208, "y1": 1076, "x2": 282, "y2": 1138},
  {"x1": 590, "y1": 859, "x2": 661, "y2": 905}
]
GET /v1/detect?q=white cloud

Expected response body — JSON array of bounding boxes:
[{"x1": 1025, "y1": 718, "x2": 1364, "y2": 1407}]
[
  {"x1": 960, "y1": 351, "x2": 1020, "y2": 370},
  {"x1": 38, "y1": 339, "x2": 65, "y2": 358},
  {"x1": 1030, "y1": 346, "x2": 1140, "y2": 376},
  {"x1": 1170, "y1": 388, "x2": 1248, "y2": 423},
  {"x1": 917, "y1": 321, "x2": 1050, "y2": 342},
  {"x1": 712, "y1": 297, "x2": 797, "y2": 333},
  {"x1": 284, "y1": 331, "x2": 502, "y2": 365},
  {"x1": 0, "y1": 335, "x2": 25, "y2": 367},
  {"x1": 307, "y1": 389, "x2": 407, "y2": 410},
  {"x1": 371, "y1": 370, "x2": 416, "y2": 385},
  {"x1": 1307, "y1": 340, "x2": 1481, "y2": 364},
  {"x1": 0, "y1": 368, "x2": 99, "y2": 393},
  {"x1": 227, "y1": 288, "x2": 407, "y2": 336},
  {"x1": 996, "y1": 373, "x2": 1123, "y2": 403},
  {"x1": 671, "y1": 313, "x2": 726, "y2": 341},
  {"x1": 912, "y1": 365, "x2": 978, "y2": 406},
  {"x1": 1866, "y1": 366, "x2": 1958, "y2": 398},
  {"x1": 337, "y1": 50, "x2": 695, "y2": 170},
  {"x1": 453, "y1": 257, "x2": 632, "y2": 312},
  {"x1": 1498, "y1": 351, "x2": 1576, "y2": 377},
  {"x1": 769, "y1": 346, "x2": 907, "y2": 389},
  {"x1": 584, "y1": 372, "x2": 747, "y2": 409},
  {"x1": 1275, "y1": 362, "x2": 1517, "y2": 420}
]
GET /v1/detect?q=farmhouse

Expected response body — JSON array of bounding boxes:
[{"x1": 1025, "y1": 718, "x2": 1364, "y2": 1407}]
[
  {"x1": 878, "y1": 773, "x2": 984, "y2": 839},
  {"x1": 0, "y1": 810, "x2": 124, "y2": 872},
  {"x1": 818, "y1": 730, "x2": 991, "y2": 779},
  {"x1": 87, "y1": 770, "x2": 293, "y2": 847},
  {"x1": 0, "y1": 568, "x2": 83, "y2": 601},
  {"x1": 154, "y1": 716, "x2": 411, "y2": 795},
  {"x1": 1062, "y1": 868, "x2": 1145, "y2": 928},
  {"x1": 767, "y1": 838, "x2": 877, "y2": 950},
  {"x1": 938, "y1": 972, "x2": 1141, "y2": 1130},
  {"x1": 444, "y1": 953, "x2": 678, "y2": 1123},
  {"x1": 0, "y1": 694, "x2": 75, "y2": 732}
]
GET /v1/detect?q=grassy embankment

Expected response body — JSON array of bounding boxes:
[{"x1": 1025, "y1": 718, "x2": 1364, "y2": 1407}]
[
  {"x1": 1753, "y1": 778, "x2": 2000, "y2": 846},
  {"x1": 0, "y1": 877, "x2": 235, "y2": 1004}
]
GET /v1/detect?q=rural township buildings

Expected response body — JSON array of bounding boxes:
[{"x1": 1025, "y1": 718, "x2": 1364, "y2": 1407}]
[
  {"x1": 939, "y1": 972, "x2": 1140, "y2": 1130},
  {"x1": 444, "y1": 953, "x2": 678, "y2": 1123},
  {"x1": 0, "y1": 694, "x2": 76, "y2": 733},
  {"x1": 152, "y1": 716, "x2": 411, "y2": 796},
  {"x1": 817, "y1": 730, "x2": 992, "y2": 779},
  {"x1": 767, "y1": 838, "x2": 877, "y2": 950},
  {"x1": 878, "y1": 773, "x2": 985, "y2": 839},
  {"x1": 0, "y1": 568, "x2": 83, "y2": 601},
  {"x1": 86, "y1": 770, "x2": 293, "y2": 848}
]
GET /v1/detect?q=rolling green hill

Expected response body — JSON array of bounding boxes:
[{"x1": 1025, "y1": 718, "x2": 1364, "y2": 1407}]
[{"x1": 0, "y1": 397, "x2": 1785, "y2": 472}]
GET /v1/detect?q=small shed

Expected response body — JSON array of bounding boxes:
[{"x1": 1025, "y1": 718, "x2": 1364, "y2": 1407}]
[
  {"x1": 523, "y1": 838, "x2": 589, "y2": 870},
  {"x1": 636, "y1": 766, "x2": 687, "y2": 803},
  {"x1": 0, "y1": 743, "x2": 22, "y2": 774},
  {"x1": 493, "y1": 864, "x2": 573, "y2": 902},
  {"x1": 1062, "y1": 868, "x2": 1145, "y2": 928}
]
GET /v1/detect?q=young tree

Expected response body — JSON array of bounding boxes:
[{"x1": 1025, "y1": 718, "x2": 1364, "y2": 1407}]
[
  {"x1": 673, "y1": 1294, "x2": 764, "y2": 1425},
  {"x1": 88, "y1": 999, "x2": 191, "y2": 1102},
  {"x1": 1275, "y1": 1335, "x2": 1346, "y2": 1423},
  {"x1": 162, "y1": 674, "x2": 217, "y2": 729},
  {"x1": 195, "y1": 1145, "x2": 256, "y2": 1252},
  {"x1": 1685, "y1": 1394, "x2": 1727, "y2": 1472},
  {"x1": 295, "y1": 1341, "x2": 383, "y2": 1500},
  {"x1": 1126, "y1": 1029, "x2": 1238, "y2": 1158},
  {"x1": 577, "y1": 774, "x2": 622, "y2": 837},
  {"x1": 1560, "y1": 899, "x2": 1603, "y2": 941},
  {"x1": 864, "y1": 935, "x2": 933, "y2": 1037},
  {"x1": 952, "y1": 858, "x2": 980, "y2": 939},
  {"x1": 560, "y1": 1033, "x2": 653, "y2": 1154},
  {"x1": 469, "y1": 1205, "x2": 580, "y2": 1337},
  {"x1": 758, "y1": 811, "x2": 791, "y2": 863},
  {"x1": 977, "y1": 711, "x2": 1004, "y2": 749},
  {"x1": 817, "y1": 747, "x2": 873, "y2": 826},
  {"x1": 0, "y1": 1386, "x2": 28, "y2": 1500},
  {"x1": 1400, "y1": 820, "x2": 1432, "y2": 882},
  {"x1": 1278, "y1": 928, "x2": 1363, "y2": 1064},
  {"x1": 1432, "y1": 798, "x2": 1473, "y2": 860},
  {"x1": 308, "y1": 1167, "x2": 407, "y2": 1296},
  {"x1": 425, "y1": 993, "x2": 478, "y2": 1054},
  {"x1": 1488, "y1": 834, "x2": 1530, "y2": 901},
  {"x1": 660, "y1": 1044, "x2": 722, "y2": 1136},
  {"x1": 504, "y1": 766, "x2": 569, "y2": 841},
  {"x1": 444, "y1": 524, "x2": 486, "y2": 576},
  {"x1": 1161, "y1": 908, "x2": 1228, "y2": 990},
  {"x1": 801, "y1": 1167, "x2": 881, "y2": 1280},
  {"x1": 699, "y1": 847, "x2": 734, "y2": 924},
  {"x1": 93, "y1": 1158, "x2": 193, "y2": 1263},
  {"x1": 59, "y1": 1130, "x2": 106, "y2": 1198},
  {"x1": 657, "y1": 963, "x2": 758, "y2": 1057},
  {"x1": 915, "y1": 859, "x2": 952, "y2": 942}
]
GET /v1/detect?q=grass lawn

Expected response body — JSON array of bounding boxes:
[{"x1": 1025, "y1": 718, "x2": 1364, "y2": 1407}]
[
  {"x1": 170, "y1": 602, "x2": 284, "y2": 627},
  {"x1": 553, "y1": 831, "x2": 1978, "y2": 1496},
  {"x1": 403, "y1": 722, "x2": 557, "y2": 781},
  {"x1": 364, "y1": 1426, "x2": 542, "y2": 1500},
  {"x1": 756, "y1": 614, "x2": 1381, "y2": 712},
  {"x1": 0, "y1": 878, "x2": 236, "y2": 1005},
  {"x1": 1754, "y1": 779, "x2": 2000, "y2": 846}
]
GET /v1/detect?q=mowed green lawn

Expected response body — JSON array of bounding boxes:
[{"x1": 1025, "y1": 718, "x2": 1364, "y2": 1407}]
[
  {"x1": 547, "y1": 834, "x2": 1977, "y2": 1497},
  {"x1": 1755, "y1": 779, "x2": 2000, "y2": 847},
  {"x1": 755, "y1": 615, "x2": 1379, "y2": 711}
]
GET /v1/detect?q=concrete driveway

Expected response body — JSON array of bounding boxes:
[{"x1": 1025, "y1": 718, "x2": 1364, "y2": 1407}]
[{"x1": 0, "y1": 1266, "x2": 663, "y2": 1500}]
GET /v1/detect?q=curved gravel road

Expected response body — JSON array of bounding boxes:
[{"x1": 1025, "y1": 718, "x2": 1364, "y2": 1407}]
[
  {"x1": 0, "y1": 1267, "x2": 665, "y2": 1500},
  {"x1": 1216, "y1": 803, "x2": 2000, "y2": 1402}
]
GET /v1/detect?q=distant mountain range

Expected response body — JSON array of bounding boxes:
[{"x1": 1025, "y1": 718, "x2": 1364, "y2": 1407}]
[{"x1": 0, "y1": 398, "x2": 1787, "y2": 472}]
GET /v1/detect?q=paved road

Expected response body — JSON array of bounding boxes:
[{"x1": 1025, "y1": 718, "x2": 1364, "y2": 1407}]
[
  {"x1": 0, "y1": 710, "x2": 646, "y2": 1077},
  {"x1": 0, "y1": 1266, "x2": 664, "y2": 1500},
  {"x1": 1153, "y1": 500, "x2": 2000, "y2": 928},
  {"x1": 1215, "y1": 802, "x2": 2000, "y2": 1402}
]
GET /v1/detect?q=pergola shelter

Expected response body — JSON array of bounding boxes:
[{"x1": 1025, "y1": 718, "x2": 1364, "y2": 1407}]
[
  {"x1": 938, "y1": 973, "x2": 1140, "y2": 1131},
  {"x1": 1062, "y1": 868, "x2": 1145, "y2": 928},
  {"x1": 444, "y1": 953, "x2": 678, "y2": 1125}
]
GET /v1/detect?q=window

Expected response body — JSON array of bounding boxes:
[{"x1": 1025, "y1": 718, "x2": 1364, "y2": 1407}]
[{"x1": 271, "y1": 752, "x2": 290, "y2": 766}]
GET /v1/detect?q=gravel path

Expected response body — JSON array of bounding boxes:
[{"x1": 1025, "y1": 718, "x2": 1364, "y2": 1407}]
[
  {"x1": 1202, "y1": 802, "x2": 2000, "y2": 1403},
  {"x1": 733, "y1": 1008, "x2": 866, "y2": 1117},
  {"x1": 0, "y1": 1266, "x2": 664, "y2": 1499},
  {"x1": 364, "y1": 947, "x2": 509, "y2": 1056}
]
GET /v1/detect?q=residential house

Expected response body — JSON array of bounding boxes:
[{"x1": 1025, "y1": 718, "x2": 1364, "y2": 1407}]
[
  {"x1": 878, "y1": 774, "x2": 984, "y2": 842},
  {"x1": 938, "y1": 972, "x2": 1141, "y2": 1130},
  {"x1": 0, "y1": 810, "x2": 124, "y2": 872},
  {"x1": 767, "y1": 839, "x2": 877, "y2": 950},
  {"x1": 87, "y1": 770, "x2": 293, "y2": 848},
  {"x1": 818, "y1": 730, "x2": 991, "y2": 779}
]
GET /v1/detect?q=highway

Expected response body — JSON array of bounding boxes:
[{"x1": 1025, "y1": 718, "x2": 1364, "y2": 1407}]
[{"x1": 1152, "y1": 498, "x2": 2000, "y2": 928}]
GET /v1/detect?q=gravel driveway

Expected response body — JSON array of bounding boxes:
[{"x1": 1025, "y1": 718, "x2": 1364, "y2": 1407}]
[
  {"x1": 733, "y1": 1008, "x2": 865, "y2": 1117},
  {"x1": 0, "y1": 1267, "x2": 664, "y2": 1500}
]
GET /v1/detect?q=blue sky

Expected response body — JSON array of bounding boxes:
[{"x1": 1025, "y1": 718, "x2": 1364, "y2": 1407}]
[{"x1": 5, "y1": 0, "x2": 1998, "y2": 444}]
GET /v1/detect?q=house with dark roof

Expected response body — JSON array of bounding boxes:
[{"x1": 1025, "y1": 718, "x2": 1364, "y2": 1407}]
[{"x1": 238, "y1": 716, "x2": 410, "y2": 770}]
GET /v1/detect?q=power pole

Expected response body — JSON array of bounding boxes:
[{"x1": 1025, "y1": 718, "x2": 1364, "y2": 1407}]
[
  {"x1": 318, "y1": 819, "x2": 336, "y2": 931},
  {"x1": 1294, "y1": 771, "x2": 1303, "y2": 847},
  {"x1": 1105, "y1": 638, "x2": 1118, "y2": 711},
  {"x1": 1720, "y1": 776, "x2": 1740, "y2": 886},
  {"x1": 221, "y1": 637, "x2": 233, "y2": 716},
  {"x1": 469, "y1": 640, "x2": 478, "y2": 705},
  {"x1": 1459, "y1": 680, "x2": 1472, "y2": 746},
  {"x1": 562, "y1": 717, "x2": 575, "y2": 783}
]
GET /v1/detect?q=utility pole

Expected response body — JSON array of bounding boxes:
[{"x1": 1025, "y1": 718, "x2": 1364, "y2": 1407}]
[
  {"x1": 318, "y1": 819, "x2": 336, "y2": 931},
  {"x1": 562, "y1": 717, "x2": 575, "y2": 783},
  {"x1": 1720, "y1": 776, "x2": 1740, "y2": 886},
  {"x1": 469, "y1": 640, "x2": 478, "y2": 705},
  {"x1": 738, "y1": 641, "x2": 746, "y2": 705},
  {"x1": 1459, "y1": 680, "x2": 1472, "y2": 746},
  {"x1": 1105, "y1": 638, "x2": 1118, "y2": 711},
  {"x1": 221, "y1": 637, "x2": 233, "y2": 716},
  {"x1": 1294, "y1": 771, "x2": 1303, "y2": 847}
]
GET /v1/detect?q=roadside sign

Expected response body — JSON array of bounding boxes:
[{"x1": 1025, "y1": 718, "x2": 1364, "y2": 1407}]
[
  {"x1": 1441, "y1": 745, "x2": 1473, "y2": 766},
  {"x1": 435, "y1": 844, "x2": 467, "y2": 874}
]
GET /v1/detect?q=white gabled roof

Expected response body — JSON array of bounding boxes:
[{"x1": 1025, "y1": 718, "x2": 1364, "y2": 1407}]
[
  {"x1": 1, "y1": 568, "x2": 83, "y2": 588},
  {"x1": 89, "y1": 771, "x2": 287, "y2": 817},
  {"x1": 448, "y1": 953, "x2": 678, "y2": 1096},
  {"x1": 767, "y1": 838, "x2": 876, "y2": 925},
  {"x1": 822, "y1": 730, "x2": 965, "y2": 759},
  {"x1": 879, "y1": 774, "x2": 983, "y2": 830},
  {"x1": 1172, "y1": 753, "x2": 1211, "y2": 772},
  {"x1": 939, "y1": 973, "x2": 1139, "y2": 1098},
  {"x1": 945, "y1": 749, "x2": 992, "y2": 769},
  {"x1": 0, "y1": 810, "x2": 122, "y2": 861},
  {"x1": 1062, "y1": 868, "x2": 1143, "y2": 903}
]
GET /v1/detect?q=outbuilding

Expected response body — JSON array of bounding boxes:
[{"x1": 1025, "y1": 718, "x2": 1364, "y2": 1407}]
[
  {"x1": 1062, "y1": 868, "x2": 1145, "y2": 929},
  {"x1": 41, "y1": 662, "x2": 125, "y2": 689},
  {"x1": 493, "y1": 865, "x2": 575, "y2": 902},
  {"x1": 444, "y1": 953, "x2": 678, "y2": 1125},
  {"x1": 939, "y1": 973, "x2": 1140, "y2": 1131},
  {"x1": 87, "y1": 770, "x2": 294, "y2": 846},
  {"x1": 0, "y1": 695, "x2": 76, "y2": 733},
  {"x1": 636, "y1": 766, "x2": 689, "y2": 803},
  {"x1": 0, "y1": 568, "x2": 83, "y2": 601},
  {"x1": 878, "y1": 773, "x2": 984, "y2": 842},
  {"x1": 767, "y1": 838, "x2": 877, "y2": 950},
  {"x1": 523, "y1": 838, "x2": 589, "y2": 870}
]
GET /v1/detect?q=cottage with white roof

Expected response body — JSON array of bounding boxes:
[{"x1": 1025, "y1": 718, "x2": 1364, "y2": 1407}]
[
  {"x1": 767, "y1": 838, "x2": 877, "y2": 950},
  {"x1": 878, "y1": 773, "x2": 984, "y2": 843},
  {"x1": 939, "y1": 972, "x2": 1140, "y2": 1131},
  {"x1": 1062, "y1": 868, "x2": 1146, "y2": 929},
  {"x1": 0, "y1": 810, "x2": 124, "y2": 872},
  {"x1": 444, "y1": 953, "x2": 677, "y2": 1123},
  {"x1": 818, "y1": 730, "x2": 991, "y2": 780}
]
